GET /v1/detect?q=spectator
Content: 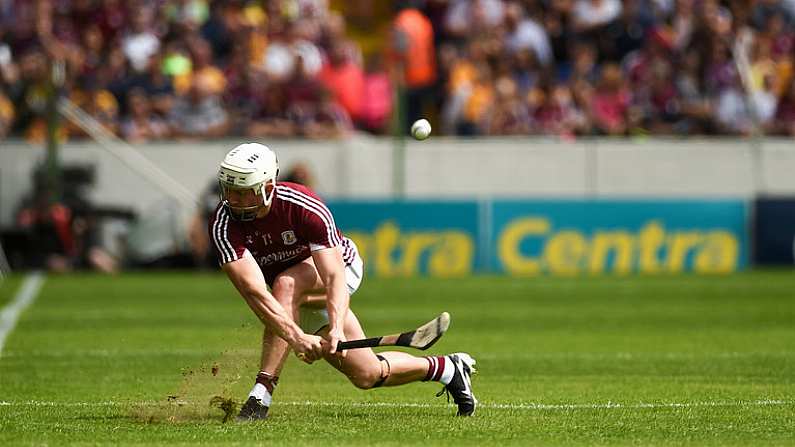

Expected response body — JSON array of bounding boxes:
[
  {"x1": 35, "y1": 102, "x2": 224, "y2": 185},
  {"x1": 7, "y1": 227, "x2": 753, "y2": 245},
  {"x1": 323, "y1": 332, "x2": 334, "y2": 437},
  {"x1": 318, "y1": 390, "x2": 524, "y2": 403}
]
[
  {"x1": 504, "y1": 1, "x2": 553, "y2": 66},
  {"x1": 12, "y1": 48, "x2": 60, "y2": 142},
  {"x1": 543, "y1": 6, "x2": 573, "y2": 70},
  {"x1": 0, "y1": 40, "x2": 18, "y2": 86},
  {"x1": 103, "y1": 46, "x2": 136, "y2": 108},
  {"x1": 590, "y1": 63, "x2": 630, "y2": 135},
  {"x1": 261, "y1": 34, "x2": 296, "y2": 83},
  {"x1": 289, "y1": 88, "x2": 352, "y2": 139},
  {"x1": 773, "y1": 77, "x2": 795, "y2": 136},
  {"x1": 128, "y1": 53, "x2": 176, "y2": 118},
  {"x1": 283, "y1": 161, "x2": 316, "y2": 188},
  {"x1": 67, "y1": 74, "x2": 120, "y2": 138},
  {"x1": 634, "y1": 59, "x2": 681, "y2": 133},
  {"x1": 763, "y1": 13, "x2": 795, "y2": 60},
  {"x1": 171, "y1": 37, "x2": 224, "y2": 96},
  {"x1": 444, "y1": 0, "x2": 506, "y2": 38},
  {"x1": 318, "y1": 40, "x2": 364, "y2": 124},
  {"x1": 360, "y1": 54, "x2": 393, "y2": 134},
  {"x1": 78, "y1": 24, "x2": 105, "y2": 77},
  {"x1": 246, "y1": 83, "x2": 296, "y2": 138},
  {"x1": 169, "y1": 77, "x2": 229, "y2": 139},
  {"x1": 286, "y1": 55, "x2": 325, "y2": 107},
  {"x1": 459, "y1": 64, "x2": 494, "y2": 135},
  {"x1": 122, "y1": 6, "x2": 160, "y2": 73},
  {"x1": 569, "y1": 42, "x2": 599, "y2": 84},
  {"x1": 571, "y1": 0, "x2": 622, "y2": 34},
  {"x1": 704, "y1": 40, "x2": 736, "y2": 97},
  {"x1": 750, "y1": 73, "x2": 779, "y2": 130},
  {"x1": 161, "y1": 40, "x2": 193, "y2": 93},
  {"x1": 535, "y1": 83, "x2": 589, "y2": 136},
  {"x1": 715, "y1": 80, "x2": 754, "y2": 136},
  {"x1": 290, "y1": 21, "x2": 325, "y2": 77},
  {"x1": 511, "y1": 48, "x2": 540, "y2": 95},
  {"x1": 482, "y1": 75, "x2": 530, "y2": 135},
  {"x1": 390, "y1": 3, "x2": 437, "y2": 131},
  {"x1": 671, "y1": 0, "x2": 697, "y2": 52},
  {"x1": 121, "y1": 88, "x2": 171, "y2": 143},
  {"x1": 165, "y1": 0, "x2": 210, "y2": 30},
  {"x1": 602, "y1": 0, "x2": 652, "y2": 62},
  {"x1": 199, "y1": 1, "x2": 235, "y2": 64},
  {"x1": 442, "y1": 41, "x2": 486, "y2": 134},
  {"x1": 0, "y1": 89, "x2": 13, "y2": 138},
  {"x1": 95, "y1": 0, "x2": 128, "y2": 42},
  {"x1": 226, "y1": 66, "x2": 263, "y2": 134},
  {"x1": 749, "y1": 36, "x2": 776, "y2": 94},
  {"x1": 675, "y1": 49, "x2": 714, "y2": 134}
]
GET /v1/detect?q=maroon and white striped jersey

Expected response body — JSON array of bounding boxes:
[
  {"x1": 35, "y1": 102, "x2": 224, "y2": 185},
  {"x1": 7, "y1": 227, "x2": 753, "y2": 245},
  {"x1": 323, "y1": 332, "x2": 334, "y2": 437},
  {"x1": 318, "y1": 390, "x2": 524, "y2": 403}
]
[{"x1": 208, "y1": 182, "x2": 358, "y2": 286}]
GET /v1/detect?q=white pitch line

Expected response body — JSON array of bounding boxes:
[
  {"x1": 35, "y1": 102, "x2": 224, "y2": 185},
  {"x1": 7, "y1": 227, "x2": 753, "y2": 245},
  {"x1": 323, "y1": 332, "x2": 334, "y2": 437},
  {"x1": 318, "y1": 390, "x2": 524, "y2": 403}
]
[
  {"x1": 0, "y1": 272, "x2": 45, "y2": 357},
  {"x1": 278, "y1": 399, "x2": 795, "y2": 411},
  {"x1": 0, "y1": 399, "x2": 792, "y2": 411}
]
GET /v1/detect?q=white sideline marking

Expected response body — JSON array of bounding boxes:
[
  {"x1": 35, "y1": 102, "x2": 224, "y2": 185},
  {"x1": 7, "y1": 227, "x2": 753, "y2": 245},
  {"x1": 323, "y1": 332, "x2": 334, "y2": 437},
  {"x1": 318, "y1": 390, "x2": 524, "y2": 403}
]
[
  {"x1": 0, "y1": 399, "x2": 791, "y2": 411},
  {"x1": 0, "y1": 273, "x2": 45, "y2": 357}
]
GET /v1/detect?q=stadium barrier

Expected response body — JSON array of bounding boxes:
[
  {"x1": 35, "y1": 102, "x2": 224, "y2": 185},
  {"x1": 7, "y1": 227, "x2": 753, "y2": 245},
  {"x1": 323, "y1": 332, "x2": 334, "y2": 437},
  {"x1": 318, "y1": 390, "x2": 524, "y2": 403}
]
[
  {"x1": 5, "y1": 137, "x2": 795, "y2": 227},
  {"x1": 328, "y1": 199, "x2": 749, "y2": 276}
]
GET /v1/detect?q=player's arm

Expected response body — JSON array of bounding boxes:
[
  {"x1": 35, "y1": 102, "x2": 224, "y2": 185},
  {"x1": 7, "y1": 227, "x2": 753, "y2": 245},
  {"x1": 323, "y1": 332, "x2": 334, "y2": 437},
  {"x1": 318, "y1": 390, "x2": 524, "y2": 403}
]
[
  {"x1": 222, "y1": 254, "x2": 323, "y2": 361},
  {"x1": 312, "y1": 246, "x2": 349, "y2": 355}
]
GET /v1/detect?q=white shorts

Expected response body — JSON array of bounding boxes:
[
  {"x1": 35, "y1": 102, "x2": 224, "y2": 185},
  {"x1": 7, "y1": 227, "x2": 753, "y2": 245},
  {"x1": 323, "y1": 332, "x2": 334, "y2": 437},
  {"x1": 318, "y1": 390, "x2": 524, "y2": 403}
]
[{"x1": 298, "y1": 244, "x2": 364, "y2": 334}]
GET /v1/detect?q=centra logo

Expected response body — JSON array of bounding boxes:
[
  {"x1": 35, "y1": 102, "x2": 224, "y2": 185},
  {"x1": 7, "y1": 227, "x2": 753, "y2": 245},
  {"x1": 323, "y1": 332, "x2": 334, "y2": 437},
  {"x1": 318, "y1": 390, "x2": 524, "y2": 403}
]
[{"x1": 497, "y1": 217, "x2": 741, "y2": 275}]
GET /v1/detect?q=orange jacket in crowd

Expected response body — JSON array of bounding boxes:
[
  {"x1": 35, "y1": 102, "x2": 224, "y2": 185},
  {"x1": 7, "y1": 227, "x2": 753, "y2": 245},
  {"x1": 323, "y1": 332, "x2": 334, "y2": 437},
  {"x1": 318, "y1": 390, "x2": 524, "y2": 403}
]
[{"x1": 390, "y1": 8, "x2": 436, "y2": 88}]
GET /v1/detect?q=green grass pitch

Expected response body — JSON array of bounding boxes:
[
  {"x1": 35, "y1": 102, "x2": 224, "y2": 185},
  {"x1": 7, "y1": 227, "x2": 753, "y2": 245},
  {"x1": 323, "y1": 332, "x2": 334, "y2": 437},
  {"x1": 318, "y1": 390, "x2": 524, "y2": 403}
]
[{"x1": 0, "y1": 272, "x2": 793, "y2": 446}]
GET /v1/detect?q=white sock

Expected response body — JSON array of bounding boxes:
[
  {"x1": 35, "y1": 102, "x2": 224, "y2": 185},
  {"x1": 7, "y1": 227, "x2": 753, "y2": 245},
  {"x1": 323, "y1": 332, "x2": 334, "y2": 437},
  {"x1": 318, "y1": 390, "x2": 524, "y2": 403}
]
[
  {"x1": 439, "y1": 356, "x2": 455, "y2": 385},
  {"x1": 249, "y1": 383, "x2": 273, "y2": 406},
  {"x1": 426, "y1": 356, "x2": 456, "y2": 385}
]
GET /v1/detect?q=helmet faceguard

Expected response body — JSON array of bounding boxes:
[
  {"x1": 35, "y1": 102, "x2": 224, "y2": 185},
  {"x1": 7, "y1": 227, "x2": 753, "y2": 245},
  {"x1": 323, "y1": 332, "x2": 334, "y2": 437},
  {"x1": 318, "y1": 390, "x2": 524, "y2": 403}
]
[
  {"x1": 219, "y1": 181, "x2": 275, "y2": 221},
  {"x1": 218, "y1": 143, "x2": 279, "y2": 221}
]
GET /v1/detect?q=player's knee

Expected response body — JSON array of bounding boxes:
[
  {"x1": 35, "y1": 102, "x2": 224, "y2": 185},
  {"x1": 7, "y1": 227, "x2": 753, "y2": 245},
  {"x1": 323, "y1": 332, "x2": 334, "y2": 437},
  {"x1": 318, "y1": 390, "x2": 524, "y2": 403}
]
[
  {"x1": 348, "y1": 357, "x2": 389, "y2": 390},
  {"x1": 348, "y1": 368, "x2": 382, "y2": 390}
]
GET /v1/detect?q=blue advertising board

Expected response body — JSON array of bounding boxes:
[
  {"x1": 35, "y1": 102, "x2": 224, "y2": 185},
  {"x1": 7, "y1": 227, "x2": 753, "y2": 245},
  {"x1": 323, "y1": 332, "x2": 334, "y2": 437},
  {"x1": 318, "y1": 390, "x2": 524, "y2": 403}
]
[
  {"x1": 491, "y1": 200, "x2": 748, "y2": 275},
  {"x1": 327, "y1": 201, "x2": 480, "y2": 277},
  {"x1": 327, "y1": 199, "x2": 748, "y2": 277}
]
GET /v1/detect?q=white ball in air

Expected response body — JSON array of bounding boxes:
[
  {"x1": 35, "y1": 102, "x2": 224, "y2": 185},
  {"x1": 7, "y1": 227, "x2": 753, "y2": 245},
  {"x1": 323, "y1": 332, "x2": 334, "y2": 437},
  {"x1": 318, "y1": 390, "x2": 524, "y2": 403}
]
[{"x1": 411, "y1": 119, "x2": 432, "y2": 140}]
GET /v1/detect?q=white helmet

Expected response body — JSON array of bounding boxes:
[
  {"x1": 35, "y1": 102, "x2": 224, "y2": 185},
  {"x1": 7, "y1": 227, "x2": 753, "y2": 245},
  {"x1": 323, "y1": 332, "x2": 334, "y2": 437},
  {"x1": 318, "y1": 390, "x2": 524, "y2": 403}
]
[{"x1": 218, "y1": 143, "x2": 279, "y2": 221}]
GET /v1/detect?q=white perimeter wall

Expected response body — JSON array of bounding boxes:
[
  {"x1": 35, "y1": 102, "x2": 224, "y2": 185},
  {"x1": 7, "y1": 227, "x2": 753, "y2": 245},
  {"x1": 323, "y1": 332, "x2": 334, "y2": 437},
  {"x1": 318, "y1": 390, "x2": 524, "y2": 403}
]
[{"x1": 1, "y1": 135, "x2": 795, "y2": 226}]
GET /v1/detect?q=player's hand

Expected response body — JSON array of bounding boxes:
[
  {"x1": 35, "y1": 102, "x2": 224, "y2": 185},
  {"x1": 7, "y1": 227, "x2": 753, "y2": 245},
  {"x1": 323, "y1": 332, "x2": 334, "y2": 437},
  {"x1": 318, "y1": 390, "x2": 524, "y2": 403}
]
[
  {"x1": 292, "y1": 333, "x2": 324, "y2": 364},
  {"x1": 326, "y1": 327, "x2": 347, "y2": 358}
]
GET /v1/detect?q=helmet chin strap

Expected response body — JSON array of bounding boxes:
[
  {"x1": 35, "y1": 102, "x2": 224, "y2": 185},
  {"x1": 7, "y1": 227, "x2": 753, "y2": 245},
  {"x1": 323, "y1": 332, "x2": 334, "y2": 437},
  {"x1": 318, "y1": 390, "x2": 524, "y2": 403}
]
[{"x1": 261, "y1": 181, "x2": 275, "y2": 207}]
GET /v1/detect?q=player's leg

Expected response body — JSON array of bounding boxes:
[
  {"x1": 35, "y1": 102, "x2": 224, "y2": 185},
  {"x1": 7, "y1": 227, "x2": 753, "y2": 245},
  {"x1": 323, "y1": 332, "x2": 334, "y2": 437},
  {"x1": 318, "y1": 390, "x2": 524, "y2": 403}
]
[
  {"x1": 318, "y1": 309, "x2": 478, "y2": 416},
  {"x1": 302, "y1": 249, "x2": 477, "y2": 415},
  {"x1": 317, "y1": 310, "x2": 427, "y2": 387},
  {"x1": 258, "y1": 262, "x2": 322, "y2": 374},
  {"x1": 236, "y1": 326, "x2": 285, "y2": 421},
  {"x1": 237, "y1": 259, "x2": 325, "y2": 421}
]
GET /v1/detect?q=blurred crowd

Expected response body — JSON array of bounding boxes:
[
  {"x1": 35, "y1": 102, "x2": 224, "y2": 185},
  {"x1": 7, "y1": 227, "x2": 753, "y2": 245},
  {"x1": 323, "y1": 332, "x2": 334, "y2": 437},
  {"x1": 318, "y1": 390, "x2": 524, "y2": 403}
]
[
  {"x1": 1, "y1": 0, "x2": 795, "y2": 140},
  {"x1": 0, "y1": 0, "x2": 378, "y2": 143},
  {"x1": 425, "y1": 0, "x2": 795, "y2": 137}
]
